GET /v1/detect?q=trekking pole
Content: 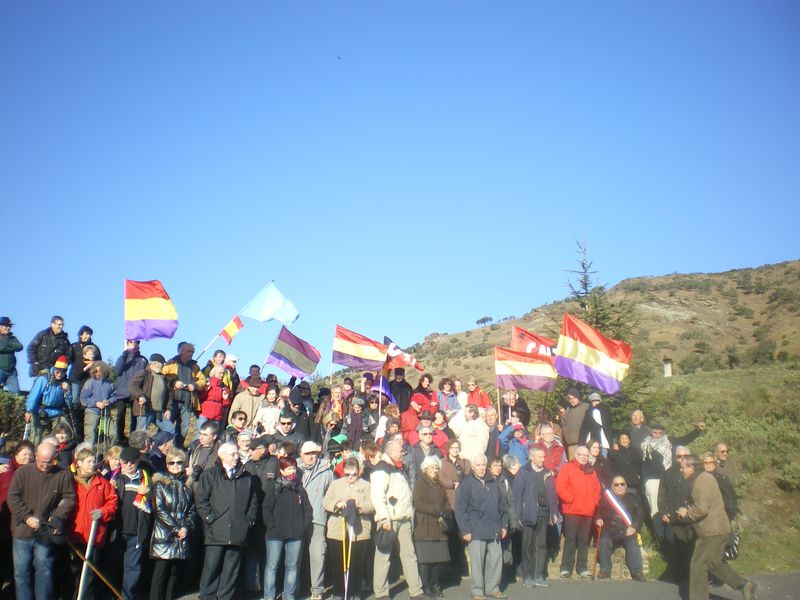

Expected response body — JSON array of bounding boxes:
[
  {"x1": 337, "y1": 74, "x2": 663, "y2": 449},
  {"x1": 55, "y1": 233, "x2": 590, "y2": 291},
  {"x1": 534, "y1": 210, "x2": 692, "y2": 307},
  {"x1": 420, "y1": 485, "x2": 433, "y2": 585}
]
[
  {"x1": 77, "y1": 513, "x2": 100, "y2": 600},
  {"x1": 592, "y1": 522, "x2": 603, "y2": 578},
  {"x1": 67, "y1": 540, "x2": 124, "y2": 600},
  {"x1": 23, "y1": 422, "x2": 32, "y2": 442}
]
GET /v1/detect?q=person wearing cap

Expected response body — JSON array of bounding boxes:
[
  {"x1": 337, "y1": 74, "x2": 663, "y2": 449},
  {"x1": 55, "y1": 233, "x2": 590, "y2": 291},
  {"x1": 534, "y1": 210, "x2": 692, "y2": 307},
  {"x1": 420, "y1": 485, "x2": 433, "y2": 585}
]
[
  {"x1": 286, "y1": 387, "x2": 315, "y2": 442},
  {"x1": 80, "y1": 361, "x2": 117, "y2": 446},
  {"x1": 400, "y1": 393, "x2": 427, "y2": 443},
  {"x1": 298, "y1": 440, "x2": 333, "y2": 600},
  {"x1": 499, "y1": 423, "x2": 532, "y2": 465},
  {"x1": 148, "y1": 431, "x2": 176, "y2": 474},
  {"x1": 8, "y1": 441, "x2": 76, "y2": 600},
  {"x1": 406, "y1": 411, "x2": 444, "y2": 448},
  {"x1": 236, "y1": 429, "x2": 254, "y2": 464},
  {"x1": 580, "y1": 392, "x2": 613, "y2": 457},
  {"x1": 24, "y1": 355, "x2": 70, "y2": 444},
  {"x1": 228, "y1": 375, "x2": 266, "y2": 431},
  {"x1": 26, "y1": 315, "x2": 71, "y2": 377},
  {"x1": 0, "y1": 316, "x2": 23, "y2": 394},
  {"x1": 195, "y1": 441, "x2": 259, "y2": 600},
  {"x1": 112, "y1": 340, "x2": 149, "y2": 445},
  {"x1": 561, "y1": 388, "x2": 589, "y2": 460},
  {"x1": 162, "y1": 342, "x2": 207, "y2": 448},
  {"x1": 128, "y1": 353, "x2": 171, "y2": 431},
  {"x1": 111, "y1": 445, "x2": 153, "y2": 600}
]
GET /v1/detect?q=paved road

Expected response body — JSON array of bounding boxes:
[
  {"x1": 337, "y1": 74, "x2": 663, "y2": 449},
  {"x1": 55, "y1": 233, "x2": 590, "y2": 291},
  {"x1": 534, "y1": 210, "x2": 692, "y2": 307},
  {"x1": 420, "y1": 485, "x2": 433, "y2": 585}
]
[{"x1": 178, "y1": 572, "x2": 798, "y2": 600}]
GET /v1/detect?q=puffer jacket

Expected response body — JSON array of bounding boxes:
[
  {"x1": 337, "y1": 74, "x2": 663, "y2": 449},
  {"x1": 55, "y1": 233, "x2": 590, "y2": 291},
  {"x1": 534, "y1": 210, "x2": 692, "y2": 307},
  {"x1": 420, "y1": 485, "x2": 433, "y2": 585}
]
[
  {"x1": 150, "y1": 472, "x2": 197, "y2": 560},
  {"x1": 194, "y1": 462, "x2": 257, "y2": 546},
  {"x1": 455, "y1": 472, "x2": 508, "y2": 541},
  {"x1": 25, "y1": 369, "x2": 68, "y2": 418},
  {"x1": 555, "y1": 460, "x2": 601, "y2": 517},
  {"x1": 26, "y1": 328, "x2": 71, "y2": 376}
]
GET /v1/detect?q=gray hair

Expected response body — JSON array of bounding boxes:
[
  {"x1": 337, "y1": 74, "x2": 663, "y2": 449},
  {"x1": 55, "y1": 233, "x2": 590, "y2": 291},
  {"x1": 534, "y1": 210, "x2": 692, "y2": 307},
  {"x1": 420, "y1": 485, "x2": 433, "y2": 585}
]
[
  {"x1": 674, "y1": 445, "x2": 689, "y2": 455},
  {"x1": 218, "y1": 441, "x2": 238, "y2": 458},
  {"x1": 502, "y1": 454, "x2": 520, "y2": 471},
  {"x1": 472, "y1": 454, "x2": 488, "y2": 466},
  {"x1": 420, "y1": 455, "x2": 442, "y2": 472}
]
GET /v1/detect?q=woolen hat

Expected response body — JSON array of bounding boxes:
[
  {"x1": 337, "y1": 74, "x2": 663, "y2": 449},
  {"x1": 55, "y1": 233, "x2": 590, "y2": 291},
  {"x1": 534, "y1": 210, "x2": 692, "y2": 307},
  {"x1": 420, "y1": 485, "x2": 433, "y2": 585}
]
[
  {"x1": 53, "y1": 355, "x2": 69, "y2": 370},
  {"x1": 588, "y1": 392, "x2": 602, "y2": 403},
  {"x1": 567, "y1": 387, "x2": 580, "y2": 399}
]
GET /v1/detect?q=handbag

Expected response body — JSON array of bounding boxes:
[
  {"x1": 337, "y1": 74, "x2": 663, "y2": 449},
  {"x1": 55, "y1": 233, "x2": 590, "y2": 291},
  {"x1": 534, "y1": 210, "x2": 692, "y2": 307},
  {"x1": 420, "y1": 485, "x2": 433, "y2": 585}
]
[{"x1": 438, "y1": 512, "x2": 455, "y2": 534}]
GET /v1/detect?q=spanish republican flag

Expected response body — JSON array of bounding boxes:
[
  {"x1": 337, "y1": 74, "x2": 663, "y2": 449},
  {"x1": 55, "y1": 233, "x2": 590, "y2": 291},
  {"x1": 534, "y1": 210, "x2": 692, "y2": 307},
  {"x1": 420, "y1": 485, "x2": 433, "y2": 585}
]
[
  {"x1": 220, "y1": 316, "x2": 244, "y2": 345},
  {"x1": 494, "y1": 347, "x2": 558, "y2": 391},
  {"x1": 332, "y1": 325, "x2": 388, "y2": 371},
  {"x1": 553, "y1": 313, "x2": 632, "y2": 395},
  {"x1": 124, "y1": 280, "x2": 179, "y2": 341}
]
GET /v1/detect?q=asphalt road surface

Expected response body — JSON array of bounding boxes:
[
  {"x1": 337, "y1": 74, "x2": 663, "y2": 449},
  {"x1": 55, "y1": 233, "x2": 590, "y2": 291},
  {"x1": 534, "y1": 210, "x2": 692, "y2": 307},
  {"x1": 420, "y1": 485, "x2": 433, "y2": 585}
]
[{"x1": 178, "y1": 572, "x2": 798, "y2": 600}]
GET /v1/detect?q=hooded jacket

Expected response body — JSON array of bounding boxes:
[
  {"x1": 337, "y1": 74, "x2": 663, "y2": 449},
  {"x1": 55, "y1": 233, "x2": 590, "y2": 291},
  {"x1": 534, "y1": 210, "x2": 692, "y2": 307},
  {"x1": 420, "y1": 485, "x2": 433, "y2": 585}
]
[
  {"x1": 150, "y1": 472, "x2": 197, "y2": 560},
  {"x1": 26, "y1": 369, "x2": 68, "y2": 418},
  {"x1": 299, "y1": 457, "x2": 333, "y2": 525}
]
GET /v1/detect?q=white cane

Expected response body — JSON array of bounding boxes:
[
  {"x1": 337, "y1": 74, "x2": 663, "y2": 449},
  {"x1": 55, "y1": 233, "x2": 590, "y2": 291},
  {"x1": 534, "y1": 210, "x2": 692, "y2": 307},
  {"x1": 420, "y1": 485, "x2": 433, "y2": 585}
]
[{"x1": 77, "y1": 513, "x2": 101, "y2": 600}]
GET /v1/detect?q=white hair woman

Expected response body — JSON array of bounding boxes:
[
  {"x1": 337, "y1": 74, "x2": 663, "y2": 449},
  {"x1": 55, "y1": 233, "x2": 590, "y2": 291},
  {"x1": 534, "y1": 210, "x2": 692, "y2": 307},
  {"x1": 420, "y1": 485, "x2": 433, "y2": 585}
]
[{"x1": 413, "y1": 454, "x2": 451, "y2": 597}]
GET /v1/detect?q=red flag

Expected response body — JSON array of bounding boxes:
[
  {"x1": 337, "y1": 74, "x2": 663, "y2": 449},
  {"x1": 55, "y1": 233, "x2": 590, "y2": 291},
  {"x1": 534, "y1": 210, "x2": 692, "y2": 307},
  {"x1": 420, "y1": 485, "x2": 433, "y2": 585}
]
[
  {"x1": 384, "y1": 337, "x2": 425, "y2": 372},
  {"x1": 510, "y1": 326, "x2": 556, "y2": 357}
]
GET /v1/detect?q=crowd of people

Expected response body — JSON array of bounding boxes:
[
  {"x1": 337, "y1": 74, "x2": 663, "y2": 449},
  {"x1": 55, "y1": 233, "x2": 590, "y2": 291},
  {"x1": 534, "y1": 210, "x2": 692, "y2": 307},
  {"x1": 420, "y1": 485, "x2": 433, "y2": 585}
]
[{"x1": 0, "y1": 316, "x2": 758, "y2": 600}]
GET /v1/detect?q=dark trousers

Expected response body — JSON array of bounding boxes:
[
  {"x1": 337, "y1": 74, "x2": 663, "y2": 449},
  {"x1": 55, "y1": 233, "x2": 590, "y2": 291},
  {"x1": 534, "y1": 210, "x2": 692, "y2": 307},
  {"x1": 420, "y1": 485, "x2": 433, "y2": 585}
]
[
  {"x1": 68, "y1": 546, "x2": 103, "y2": 600},
  {"x1": 122, "y1": 534, "x2": 144, "y2": 600},
  {"x1": 150, "y1": 559, "x2": 184, "y2": 600},
  {"x1": 419, "y1": 563, "x2": 444, "y2": 592},
  {"x1": 199, "y1": 545, "x2": 242, "y2": 600},
  {"x1": 560, "y1": 514, "x2": 592, "y2": 574},
  {"x1": 598, "y1": 531, "x2": 643, "y2": 575},
  {"x1": 521, "y1": 516, "x2": 548, "y2": 581},
  {"x1": 326, "y1": 538, "x2": 369, "y2": 597},
  {"x1": 690, "y1": 534, "x2": 745, "y2": 600}
]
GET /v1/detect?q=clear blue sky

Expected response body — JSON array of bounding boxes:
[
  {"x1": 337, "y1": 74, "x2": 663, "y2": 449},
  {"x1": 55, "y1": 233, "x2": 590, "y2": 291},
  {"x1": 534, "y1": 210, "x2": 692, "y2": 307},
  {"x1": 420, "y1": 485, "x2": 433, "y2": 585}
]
[{"x1": 2, "y1": 0, "x2": 798, "y2": 389}]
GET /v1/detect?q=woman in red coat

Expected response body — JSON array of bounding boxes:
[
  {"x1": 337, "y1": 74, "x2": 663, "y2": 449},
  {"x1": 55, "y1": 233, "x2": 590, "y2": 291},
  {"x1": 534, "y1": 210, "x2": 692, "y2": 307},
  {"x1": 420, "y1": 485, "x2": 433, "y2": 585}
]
[
  {"x1": 555, "y1": 445, "x2": 601, "y2": 578},
  {"x1": 68, "y1": 446, "x2": 119, "y2": 600}
]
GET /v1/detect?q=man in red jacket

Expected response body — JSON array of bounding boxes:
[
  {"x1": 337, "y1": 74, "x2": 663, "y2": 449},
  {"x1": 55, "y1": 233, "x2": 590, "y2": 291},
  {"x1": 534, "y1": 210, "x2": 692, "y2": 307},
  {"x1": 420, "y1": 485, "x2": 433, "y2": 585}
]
[{"x1": 555, "y1": 445, "x2": 601, "y2": 578}]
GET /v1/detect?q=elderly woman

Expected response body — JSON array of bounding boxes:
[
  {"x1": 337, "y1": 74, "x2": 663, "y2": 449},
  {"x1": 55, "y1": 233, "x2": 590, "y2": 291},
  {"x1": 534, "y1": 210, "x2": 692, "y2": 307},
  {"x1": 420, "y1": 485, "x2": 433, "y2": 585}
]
[
  {"x1": 413, "y1": 455, "x2": 451, "y2": 597},
  {"x1": 264, "y1": 457, "x2": 312, "y2": 600},
  {"x1": 323, "y1": 457, "x2": 374, "y2": 599},
  {"x1": 439, "y1": 438, "x2": 471, "y2": 510},
  {"x1": 700, "y1": 451, "x2": 738, "y2": 521},
  {"x1": 150, "y1": 447, "x2": 196, "y2": 600}
]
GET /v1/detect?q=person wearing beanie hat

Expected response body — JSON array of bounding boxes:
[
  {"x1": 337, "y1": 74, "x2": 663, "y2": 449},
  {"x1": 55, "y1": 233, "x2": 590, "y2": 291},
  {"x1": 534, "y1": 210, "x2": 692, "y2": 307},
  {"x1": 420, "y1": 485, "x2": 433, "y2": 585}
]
[
  {"x1": 24, "y1": 355, "x2": 71, "y2": 444},
  {"x1": 580, "y1": 392, "x2": 613, "y2": 457},
  {"x1": 26, "y1": 315, "x2": 71, "y2": 377},
  {"x1": 0, "y1": 316, "x2": 23, "y2": 394},
  {"x1": 128, "y1": 352, "x2": 171, "y2": 432}
]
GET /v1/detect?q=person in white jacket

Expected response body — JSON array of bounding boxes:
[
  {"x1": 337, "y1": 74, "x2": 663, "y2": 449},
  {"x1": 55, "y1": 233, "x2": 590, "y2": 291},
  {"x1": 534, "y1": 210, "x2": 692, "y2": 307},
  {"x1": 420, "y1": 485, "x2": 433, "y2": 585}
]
[{"x1": 454, "y1": 404, "x2": 490, "y2": 463}]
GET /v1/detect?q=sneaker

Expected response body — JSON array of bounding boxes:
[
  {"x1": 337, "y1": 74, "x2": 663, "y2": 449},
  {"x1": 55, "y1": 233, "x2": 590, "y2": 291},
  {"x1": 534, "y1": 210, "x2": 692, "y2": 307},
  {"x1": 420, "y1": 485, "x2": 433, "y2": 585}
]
[
  {"x1": 578, "y1": 570, "x2": 593, "y2": 578},
  {"x1": 741, "y1": 580, "x2": 758, "y2": 600},
  {"x1": 523, "y1": 578, "x2": 536, "y2": 588},
  {"x1": 532, "y1": 579, "x2": 551, "y2": 588},
  {"x1": 632, "y1": 572, "x2": 646, "y2": 582},
  {"x1": 596, "y1": 571, "x2": 611, "y2": 580},
  {"x1": 560, "y1": 570, "x2": 572, "y2": 578}
]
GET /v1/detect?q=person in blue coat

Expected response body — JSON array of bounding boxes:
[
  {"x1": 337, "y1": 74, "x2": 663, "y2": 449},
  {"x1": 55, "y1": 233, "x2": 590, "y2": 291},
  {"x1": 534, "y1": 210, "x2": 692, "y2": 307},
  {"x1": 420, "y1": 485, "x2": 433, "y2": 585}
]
[
  {"x1": 80, "y1": 361, "x2": 117, "y2": 446},
  {"x1": 24, "y1": 357, "x2": 70, "y2": 443},
  {"x1": 499, "y1": 424, "x2": 532, "y2": 465}
]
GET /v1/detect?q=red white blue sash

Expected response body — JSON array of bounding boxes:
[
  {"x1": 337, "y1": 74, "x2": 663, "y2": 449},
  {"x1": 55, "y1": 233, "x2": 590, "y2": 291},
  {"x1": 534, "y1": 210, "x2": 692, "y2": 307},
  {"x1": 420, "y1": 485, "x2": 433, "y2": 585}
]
[{"x1": 603, "y1": 487, "x2": 632, "y2": 527}]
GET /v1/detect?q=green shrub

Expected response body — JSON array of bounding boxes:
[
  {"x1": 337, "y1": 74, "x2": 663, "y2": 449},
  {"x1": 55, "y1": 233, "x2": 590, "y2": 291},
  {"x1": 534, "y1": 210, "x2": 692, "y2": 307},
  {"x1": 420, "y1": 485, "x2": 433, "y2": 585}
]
[{"x1": 777, "y1": 463, "x2": 800, "y2": 491}]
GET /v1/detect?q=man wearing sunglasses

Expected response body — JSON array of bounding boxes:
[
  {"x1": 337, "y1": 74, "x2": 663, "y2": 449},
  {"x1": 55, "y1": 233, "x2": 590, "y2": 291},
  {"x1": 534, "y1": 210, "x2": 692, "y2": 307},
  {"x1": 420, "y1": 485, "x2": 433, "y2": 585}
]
[{"x1": 595, "y1": 476, "x2": 645, "y2": 581}]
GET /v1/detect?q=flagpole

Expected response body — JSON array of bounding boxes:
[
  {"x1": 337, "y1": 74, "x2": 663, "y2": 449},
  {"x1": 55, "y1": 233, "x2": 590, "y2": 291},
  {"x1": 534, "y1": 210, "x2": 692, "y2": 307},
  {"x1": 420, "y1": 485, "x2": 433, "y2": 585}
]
[
  {"x1": 195, "y1": 281, "x2": 274, "y2": 361},
  {"x1": 260, "y1": 328, "x2": 283, "y2": 373}
]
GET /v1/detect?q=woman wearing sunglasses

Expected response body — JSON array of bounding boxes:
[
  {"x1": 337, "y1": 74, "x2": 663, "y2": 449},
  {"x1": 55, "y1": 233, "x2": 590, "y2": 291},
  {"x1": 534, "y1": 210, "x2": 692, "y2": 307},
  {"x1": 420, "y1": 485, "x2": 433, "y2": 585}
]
[{"x1": 150, "y1": 448, "x2": 197, "y2": 600}]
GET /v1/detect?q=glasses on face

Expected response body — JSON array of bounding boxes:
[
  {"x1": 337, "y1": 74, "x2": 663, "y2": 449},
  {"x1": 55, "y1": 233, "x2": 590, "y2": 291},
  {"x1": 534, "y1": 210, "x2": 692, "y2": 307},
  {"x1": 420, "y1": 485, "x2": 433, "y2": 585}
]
[
  {"x1": 167, "y1": 461, "x2": 184, "y2": 466},
  {"x1": 420, "y1": 433, "x2": 432, "y2": 437},
  {"x1": 718, "y1": 449, "x2": 729, "y2": 454},
  {"x1": 280, "y1": 421, "x2": 292, "y2": 426},
  {"x1": 344, "y1": 472, "x2": 358, "y2": 478},
  {"x1": 676, "y1": 454, "x2": 689, "y2": 458},
  {"x1": 612, "y1": 482, "x2": 627, "y2": 487}
]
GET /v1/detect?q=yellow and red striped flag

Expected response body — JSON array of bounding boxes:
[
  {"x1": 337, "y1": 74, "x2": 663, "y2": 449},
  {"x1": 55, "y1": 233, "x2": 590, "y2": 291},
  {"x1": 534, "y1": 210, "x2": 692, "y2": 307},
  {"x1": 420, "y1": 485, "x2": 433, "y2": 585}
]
[{"x1": 220, "y1": 316, "x2": 244, "y2": 345}]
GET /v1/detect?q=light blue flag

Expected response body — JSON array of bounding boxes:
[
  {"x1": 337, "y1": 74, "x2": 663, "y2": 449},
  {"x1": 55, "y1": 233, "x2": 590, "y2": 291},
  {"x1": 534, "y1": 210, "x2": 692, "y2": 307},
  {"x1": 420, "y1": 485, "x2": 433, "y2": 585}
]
[{"x1": 240, "y1": 281, "x2": 299, "y2": 325}]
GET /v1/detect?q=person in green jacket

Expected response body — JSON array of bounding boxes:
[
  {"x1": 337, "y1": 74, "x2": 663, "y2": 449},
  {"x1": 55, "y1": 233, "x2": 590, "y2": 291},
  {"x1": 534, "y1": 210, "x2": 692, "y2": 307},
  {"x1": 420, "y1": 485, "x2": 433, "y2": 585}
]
[{"x1": 0, "y1": 317, "x2": 23, "y2": 394}]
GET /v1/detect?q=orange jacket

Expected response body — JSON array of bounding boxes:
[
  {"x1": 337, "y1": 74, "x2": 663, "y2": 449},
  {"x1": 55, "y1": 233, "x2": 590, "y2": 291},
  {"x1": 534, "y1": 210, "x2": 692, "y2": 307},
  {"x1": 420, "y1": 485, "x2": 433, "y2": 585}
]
[
  {"x1": 69, "y1": 474, "x2": 119, "y2": 548},
  {"x1": 556, "y1": 460, "x2": 601, "y2": 517}
]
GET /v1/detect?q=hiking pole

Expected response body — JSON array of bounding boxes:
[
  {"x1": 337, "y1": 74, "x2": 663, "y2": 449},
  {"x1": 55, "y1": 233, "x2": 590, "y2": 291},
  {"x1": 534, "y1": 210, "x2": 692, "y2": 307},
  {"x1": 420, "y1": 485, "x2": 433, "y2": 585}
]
[
  {"x1": 22, "y1": 422, "x2": 32, "y2": 442},
  {"x1": 67, "y1": 541, "x2": 124, "y2": 600},
  {"x1": 592, "y1": 522, "x2": 603, "y2": 579},
  {"x1": 77, "y1": 513, "x2": 100, "y2": 599}
]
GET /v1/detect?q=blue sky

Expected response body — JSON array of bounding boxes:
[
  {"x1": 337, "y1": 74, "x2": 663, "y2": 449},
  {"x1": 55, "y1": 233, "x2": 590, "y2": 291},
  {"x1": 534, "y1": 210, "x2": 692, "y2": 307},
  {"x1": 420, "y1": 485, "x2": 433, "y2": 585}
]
[{"x1": 2, "y1": 0, "x2": 798, "y2": 389}]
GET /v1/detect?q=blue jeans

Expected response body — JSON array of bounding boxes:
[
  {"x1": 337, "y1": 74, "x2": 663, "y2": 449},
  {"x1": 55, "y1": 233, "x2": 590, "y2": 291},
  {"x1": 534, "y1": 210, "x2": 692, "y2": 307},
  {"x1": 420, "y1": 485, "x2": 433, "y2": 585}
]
[
  {"x1": 13, "y1": 537, "x2": 54, "y2": 600},
  {"x1": 264, "y1": 538, "x2": 302, "y2": 600},
  {"x1": 172, "y1": 402, "x2": 195, "y2": 447},
  {"x1": 0, "y1": 367, "x2": 20, "y2": 393}
]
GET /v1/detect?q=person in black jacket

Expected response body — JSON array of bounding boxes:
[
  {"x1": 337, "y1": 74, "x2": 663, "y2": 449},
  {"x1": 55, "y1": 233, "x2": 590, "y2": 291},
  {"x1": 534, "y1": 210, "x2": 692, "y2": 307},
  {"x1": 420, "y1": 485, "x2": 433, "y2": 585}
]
[
  {"x1": 579, "y1": 392, "x2": 613, "y2": 457},
  {"x1": 195, "y1": 441, "x2": 259, "y2": 600},
  {"x1": 657, "y1": 447, "x2": 695, "y2": 582},
  {"x1": 607, "y1": 432, "x2": 642, "y2": 491},
  {"x1": 263, "y1": 456, "x2": 312, "y2": 600},
  {"x1": 595, "y1": 476, "x2": 646, "y2": 581},
  {"x1": 389, "y1": 368, "x2": 414, "y2": 413},
  {"x1": 700, "y1": 452, "x2": 738, "y2": 521},
  {"x1": 26, "y1": 315, "x2": 71, "y2": 377},
  {"x1": 149, "y1": 448, "x2": 197, "y2": 600}
]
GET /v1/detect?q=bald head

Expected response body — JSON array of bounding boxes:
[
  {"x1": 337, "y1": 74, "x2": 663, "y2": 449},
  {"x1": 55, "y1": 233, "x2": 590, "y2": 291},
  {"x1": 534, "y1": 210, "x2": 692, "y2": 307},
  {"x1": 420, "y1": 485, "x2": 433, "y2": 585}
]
[{"x1": 35, "y1": 442, "x2": 56, "y2": 473}]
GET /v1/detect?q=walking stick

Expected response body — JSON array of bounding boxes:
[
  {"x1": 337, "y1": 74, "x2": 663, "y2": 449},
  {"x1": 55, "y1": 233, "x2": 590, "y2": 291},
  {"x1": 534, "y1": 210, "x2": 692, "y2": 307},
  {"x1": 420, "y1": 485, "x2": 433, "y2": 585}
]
[
  {"x1": 592, "y1": 522, "x2": 603, "y2": 578},
  {"x1": 342, "y1": 519, "x2": 354, "y2": 600},
  {"x1": 77, "y1": 513, "x2": 100, "y2": 600},
  {"x1": 67, "y1": 541, "x2": 124, "y2": 600},
  {"x1": 22, "y1": 422, "x2": 32, "y2": 442}
]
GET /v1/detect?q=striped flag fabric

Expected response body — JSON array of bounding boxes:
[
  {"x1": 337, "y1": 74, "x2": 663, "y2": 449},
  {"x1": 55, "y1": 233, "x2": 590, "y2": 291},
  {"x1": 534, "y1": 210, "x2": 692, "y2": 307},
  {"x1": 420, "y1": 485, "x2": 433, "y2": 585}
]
[
  {"x1": 510, "y1": 326, "x2": 556, "y2": 357},
  {"x1": 553, "y1": 313, "x2": 632, "y2": 394},
  {"x1": 124, "y1": 280, "x2": 179, "y2": 341},
  {"x1": 266, "y1": 326, "x2": 321, "y2": 378},
  {"x1": 494, "y1": 347, "x2": 558, "y2": 391},
  {"x1": 332, "y1": 325, "x2": 388, "y2": 371},
  {"x1": 220, "y1": 316, "x2": 244, "y2": 345},
  {"x1": 384, "y1": 336, "x2": 425, "y2": 372}
]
